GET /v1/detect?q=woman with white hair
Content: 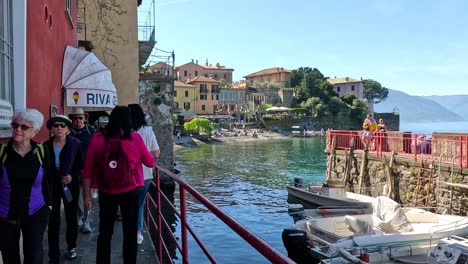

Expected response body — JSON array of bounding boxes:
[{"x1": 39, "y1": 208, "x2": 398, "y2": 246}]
[{"x1": 0, "y1": 108, "x2": 51, "y2": 264}]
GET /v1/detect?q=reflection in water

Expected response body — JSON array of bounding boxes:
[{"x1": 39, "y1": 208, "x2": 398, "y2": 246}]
[{"x1": 174, "y1": 137, "x2": 327, "y2": 264}]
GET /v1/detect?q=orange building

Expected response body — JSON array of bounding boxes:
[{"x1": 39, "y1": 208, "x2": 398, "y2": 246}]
[
  {"x1": 243, "y1": 67, "x2": 291, "y2": 88},
  {"x1": 186, "y1": 76, "x2": 220, "y2": 115},
  {"x1": 176, "y1": 60, "x2": 234, "y2": 83}
]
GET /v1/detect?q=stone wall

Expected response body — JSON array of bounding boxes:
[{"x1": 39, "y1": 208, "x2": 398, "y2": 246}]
[{"x1": 326, "y1": 149, "x2": 468, "y2": 216}]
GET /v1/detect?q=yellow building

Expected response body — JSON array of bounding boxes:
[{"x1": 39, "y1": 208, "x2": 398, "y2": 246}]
[
  {"x1": 174, "y1": 81, "x2": 197, "y2": 114},
  {"x1": 77, "y1": 0, "x2": 152, "y2": 106},
  {"x1": 186, "y1": 77, "x2": 220, "y2": 115}
]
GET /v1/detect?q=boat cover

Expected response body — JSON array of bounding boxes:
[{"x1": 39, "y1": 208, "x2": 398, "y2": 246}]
[{"x1": 372, "y1": 196, "x2": 413, "y2": 233}]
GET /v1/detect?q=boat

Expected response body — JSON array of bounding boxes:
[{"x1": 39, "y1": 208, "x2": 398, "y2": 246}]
[
  {"x1": 428, "y1": 235, "x2": 468, "y2": 264},
  {"x1": 283, "y1": 196, "x2": 468, "y2": 263},
  {"x1": 287, "y1": 178, "x2": 373, "y2": 209}
]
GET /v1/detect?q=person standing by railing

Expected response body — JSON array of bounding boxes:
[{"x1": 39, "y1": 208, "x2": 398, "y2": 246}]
[
  {"x1": 82, "y1": 106, "x2": 155, "y2": 264},
  {"x1": 361, "y1": 113, "x2": 377, "y2": 149},
  {"x1": 128, "y1": 104, "x2": 160, "y2": 245}
]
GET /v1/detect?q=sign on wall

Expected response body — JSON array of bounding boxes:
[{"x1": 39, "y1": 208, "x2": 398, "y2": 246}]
[
  {"x1": 0, "y1": 99, "x2": 13, "y2": 127},
  {"x1": 66, "y1": 89, "x2": 117, "y2": 108}
]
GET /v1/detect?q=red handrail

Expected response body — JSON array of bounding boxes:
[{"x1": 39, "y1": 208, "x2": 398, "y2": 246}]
[
  {"x1": 326, "y1": 130, "x2": 468, "y2": 169},
  {"x1": 145, "y1": 164, "x2": 295, "y2": 264}
]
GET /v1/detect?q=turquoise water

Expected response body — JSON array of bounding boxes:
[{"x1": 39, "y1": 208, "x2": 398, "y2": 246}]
[{"x1": 174, "y1": 137, "x2": 327, "y2": 264}]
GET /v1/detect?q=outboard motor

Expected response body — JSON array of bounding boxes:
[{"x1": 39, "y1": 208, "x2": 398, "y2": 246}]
[
  {"x1": 288, "y1": 204, "x2": 306, "y2": 223},
  {"x1": 293, "y1": 177, "x2": 304, "y2": 188},
  {"x1": 282, "y1": 229, "x2": 316, "y2": 264}
]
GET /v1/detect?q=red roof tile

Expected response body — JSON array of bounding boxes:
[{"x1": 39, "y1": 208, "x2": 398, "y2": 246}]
[
  {"x1": 186, "y1": 76, "x2": 220, "y2": 84},
  {"x1": 243, "y1": 67, "x2": 291, "y2": 78}
]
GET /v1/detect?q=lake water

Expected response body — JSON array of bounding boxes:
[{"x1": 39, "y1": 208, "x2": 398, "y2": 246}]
[
  {"x1": 174, "y1": 137, "x2": 327, "y2": 264},
  {"x1": 400, "y1": 121, "x2": 468, "y2": 134}
]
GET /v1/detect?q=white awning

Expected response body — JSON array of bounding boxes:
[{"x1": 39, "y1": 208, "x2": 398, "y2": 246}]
[{"x1": 62, "y1": 45, "x2": 117, "y2": 108}]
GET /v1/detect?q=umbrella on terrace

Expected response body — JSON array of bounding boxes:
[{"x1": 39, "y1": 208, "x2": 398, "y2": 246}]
[{"x1": 266, "y1": 106, "x2": 291, "y2": 112}]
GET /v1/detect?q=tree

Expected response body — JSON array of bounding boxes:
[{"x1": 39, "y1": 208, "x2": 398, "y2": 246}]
[
  {"x1": 290, "y1": 67, "x2": 315, "y2": 87},
  {"x1": 258, "y1": 103, "x2": 272, "y2": 113},
  {"x1": 218, "y1": 79, "x2": 231, "y2": 88},
  {"x1": 183, "y1": 118, "x2": 214, "y2": 135},
  {"x1": 363, "y1": 79, "x2": 389, "y2": 113},
  {"x1": 327, "y1": 96, "x2": 345, "y2": 116}
]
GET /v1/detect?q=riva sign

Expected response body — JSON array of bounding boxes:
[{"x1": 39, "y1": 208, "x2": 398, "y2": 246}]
[{"x1": 66, "y1": 89, "x2": 117, "y2": 108}]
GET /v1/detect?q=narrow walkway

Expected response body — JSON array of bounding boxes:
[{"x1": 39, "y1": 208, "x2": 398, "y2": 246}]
[
  {"x1": 0, "y1": 198, "x2": 157, "y2": 264},
  {"x1": 42, "y1": 197, "x2": 158, "y2": 264}
]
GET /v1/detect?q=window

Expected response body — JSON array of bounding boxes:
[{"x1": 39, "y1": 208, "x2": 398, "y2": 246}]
[
  {"x1": 65, "y1": 0, "x2": 73, "y2": 25},
  {"x1": 200, "y1": 94, "x2": 207, "y2": 100},
  {"x1": 184, "y1": 70, "x2": 187, "y2": 77},
  {"x1": 224, "y1": 74, "x2": 227, "y2": 79},
  {"x1": 184, "y1": 102, "x2": 190, "y2": 110},
  {"x1": 174, "y1": 102, "x2": 179, "y2": 109},
  {"x1": 185, "y1": 91, "x2": 189, "y2": 97},
  {"x1": 213, "y1": 105, "x2": 217, "y2": 113},
  {"x1": 201, "y1": 105, "x2": 206, "y2": 111},
  {"x1": 230, "y1": 105, "x2": 235, "y2": 111},
  {"x1": 351, "y1": 85, "x2": 355, "y2": 91},
  {"x1": 337, "y1": 86, "x2": 341, "y2": 92},
  {"x1": 205, "y1": 74, "x2": 208, "y2": 77},
  {"x1": 174, "y1": 90, "x2": 177, "y2": 97},
  {"x1": 1, "y1": 0, "x2": 14, "y2": 104},
  {"x1": 214, "y1": 74, "x2": 218, "y2": 79},
  {"x1": 195, "y1": 71, "x2": 198, "y2": 76},
  {"x1": 200, "y1": 84, "x2": 208, "y2": 93}
]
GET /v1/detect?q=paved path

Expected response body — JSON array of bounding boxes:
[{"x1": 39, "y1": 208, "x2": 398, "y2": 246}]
[{"x1": 0, "y1": 198, "x2": 158, "y2": 264}]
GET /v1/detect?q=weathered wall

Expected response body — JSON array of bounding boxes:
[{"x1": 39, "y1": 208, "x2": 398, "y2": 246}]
[
  {"x1": 139, "y1": 78, "x2": 174, "y2": 175},
  {"x1": 327, "y1": 149, "x2": 468, "y2": 216}
]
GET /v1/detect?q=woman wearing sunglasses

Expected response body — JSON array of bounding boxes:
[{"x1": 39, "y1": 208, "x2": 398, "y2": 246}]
[
  {"x1": 44, "y1": 115, "x2": 83, "y2": 263},
  {"x1": 0, "y1": 108, "x2": 51, "y2": 264}
]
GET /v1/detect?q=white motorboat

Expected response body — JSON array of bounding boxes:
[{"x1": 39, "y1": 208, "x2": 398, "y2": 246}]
[
  {"x1": 287, "y1": 179, "x2": 373, "y2": 209},
  {"x1": 283, "y1": 197, "x2": 468, "y2": 263},
  {"x1": 428, "y1": 235, "x2": 468, "y2": 264}
]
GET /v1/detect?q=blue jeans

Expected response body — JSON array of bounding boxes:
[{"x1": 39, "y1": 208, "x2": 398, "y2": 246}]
[{"x1": 136, "y1": 179, "x2": 152, "y2": 231}]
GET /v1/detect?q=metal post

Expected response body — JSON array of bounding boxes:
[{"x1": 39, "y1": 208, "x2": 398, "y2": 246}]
[
  {"x1": 156, "y1": 169, "x2": 163, "y2": 263},
  {"x1": 459, "y1": 136, "x2": 463, "y2": 168},
  {"x1": 465, "y1": 136, "x2": 468, "y2": 168},
  {"x1": 413, "y1": 134, "x2": 417, "y2": 161},
  {"x1": 180, "y1": 189, "x2": 188, "y2": 264}
]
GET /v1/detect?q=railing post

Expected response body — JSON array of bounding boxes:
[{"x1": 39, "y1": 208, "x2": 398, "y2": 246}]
[
  {"x1": 459, "y1": 136, "x2": 463, "y2": 168},
  {"x1": 156, "y1": 169, "x2": 163, "y2": 264},
  {"x1": 180, "y1": 189, "x2": 189, "y2": 264},
  {"x1": 465, "y1": 136, "x2": 468, "y2": 169},
  {"x1": 413, "y1": 133, "x2": 417, "y2": 161}
]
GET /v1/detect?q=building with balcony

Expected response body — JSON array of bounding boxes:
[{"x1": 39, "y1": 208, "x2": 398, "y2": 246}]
[
  {"x1": 243, "y1": 67, "x2": 291, "y2": 88},
  {"x1": 218, "y1": 88, "x2": 245, "y2": 116},
  {"x1": 327, "y1": 77, "x2": 364, "y2": 99},
  {"x1": 174, "y1": 81, "x2": 196, "y2": 115},
  {"x1": 186, "y1": 76, "x2": 220, "y2": 115},
  {"x1": 176, "y1": 60, "x2": 234, "y2": 84},
  {"x1": 77, "y1": 0, "x2": 152, "y2": 106}
]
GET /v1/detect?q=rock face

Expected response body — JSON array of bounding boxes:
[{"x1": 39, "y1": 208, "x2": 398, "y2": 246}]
[
  {"x1": 138, "y1": 78, "x2": 174, "y2": 177},
  {"x1": 327, "y1": 149, "x2": 468, "y2": 216}
]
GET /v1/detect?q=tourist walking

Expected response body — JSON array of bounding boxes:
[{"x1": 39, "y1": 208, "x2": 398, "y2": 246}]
[
  {"x1": 45, "y1": 115, "x2": 82, "y2": 263},
  {"x1": 69, "y1": 107, "x2": 95, "y2": 233},
  {"x1": 82, "y1": 105, "x2": 155, "y2": 264},
  {"x1": 0, "y1": 109, "x2": 51, "y2": 264},
  {"x1": 129, "y1": 104, "x2": 160, "y2": 245}
]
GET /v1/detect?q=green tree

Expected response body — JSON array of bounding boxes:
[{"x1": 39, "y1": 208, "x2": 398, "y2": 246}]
[
  {"x1": 327, "y1": 96, "x2": 345, "y2": 116},
  {"x1": 258, "y1": 103, "x2": 273, "y2": 113},
  {"x1": 300, "y1": 97, "x2": 322, "y2": 117},
  {"x1": 290, "y1": 67, "x2": 315, "y2": 87},
  {"x1": 183, "y1": 118, "x2": 214, "y2": 135},
  {"x1": 363, "y1": 79, "x2": 389, "y2": 112}
]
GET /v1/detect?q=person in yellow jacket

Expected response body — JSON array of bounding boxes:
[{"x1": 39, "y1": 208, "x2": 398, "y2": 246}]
[{"x1": 361, "y1": 113, "x2": 377, "y2": 149}]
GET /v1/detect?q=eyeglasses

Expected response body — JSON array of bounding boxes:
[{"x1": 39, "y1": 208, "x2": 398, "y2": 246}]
[
  {"x1": 72, "y1": 116, "x2": 84, "y2": 120},
  {"x1": 11, "y1": 123, "x2": 33, "y2": 131},
  {"x1": 53, "y1": 123, "x2": 67, "y2": 128}
]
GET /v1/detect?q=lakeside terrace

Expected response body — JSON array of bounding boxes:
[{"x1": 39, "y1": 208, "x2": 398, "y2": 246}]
[{"x1": 327, "y1": 130, "x2": 468, "y2": 169}]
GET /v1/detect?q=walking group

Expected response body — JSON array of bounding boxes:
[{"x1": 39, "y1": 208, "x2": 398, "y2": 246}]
[{"x1": 0, "y1": 104, "x2": 160, "y2": 264}]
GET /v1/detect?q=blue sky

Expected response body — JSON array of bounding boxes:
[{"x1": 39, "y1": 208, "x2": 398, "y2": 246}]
[{"x1": 139, "y1": 0, "x2": 468, "y2": 96}]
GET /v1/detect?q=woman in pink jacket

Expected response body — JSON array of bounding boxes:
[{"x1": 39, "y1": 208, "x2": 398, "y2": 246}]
[{"x1": 82, "y1": 106, "x2": 154, "y2": 264}]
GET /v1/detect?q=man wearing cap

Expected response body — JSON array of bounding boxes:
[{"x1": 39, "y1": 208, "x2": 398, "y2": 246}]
[{"x1": 69, "y1": 108, "x2": 96, "y2": 233}]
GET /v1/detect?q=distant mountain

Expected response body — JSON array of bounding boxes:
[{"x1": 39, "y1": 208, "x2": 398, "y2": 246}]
[
  {"x1": 374, "y1": 89, "x2": 465, "y2": 122},
  {"x1": 422, "y1": 95, "x2": 468, "y2": 120}
]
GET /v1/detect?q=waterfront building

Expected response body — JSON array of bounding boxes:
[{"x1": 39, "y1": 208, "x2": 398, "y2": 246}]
[
  {"x1": 327, "y1": 77, "x2": 364, "y2": 99},
  {"x1": 147, "y1": 62, "x2": 174, "y2": 77},
  {"x1": 174, "y1": 81, "x2": 197, "y2": 115},
  {"x1": 187, "y1": 76, "x2": 220, "y2": 115},
  {"x1": 3, "y1": 0, "x2": 77, "y2": 141},
  {"x1": 77, "y1": 0, "x2": 152, "y2": 106},
  {"x1": 243, "y1": 67, "x2": 292, "y2": 88},
  {"x1": 218, "y1": 88, "x2": 246, "y2": 120},
  {"x1": 176, "y1": 60, "x2": 234, "y2": 84}
]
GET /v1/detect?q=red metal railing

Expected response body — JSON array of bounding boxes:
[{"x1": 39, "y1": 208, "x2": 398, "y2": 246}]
[
  {"x1": 327, "y1": 130, "x2": 468, "y2": 168},
  {"x1": 145, "y1": 164, "x2": 295, "y2": 264}
]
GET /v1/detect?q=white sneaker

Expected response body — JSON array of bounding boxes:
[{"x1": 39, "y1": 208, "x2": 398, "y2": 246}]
[
  {"x1": 137, "y1": 233, "x2": 144, "y2": 245},
  {"x1": 92, "y1": 189, "x2": 98, "y2": 199},
  {"x1": 77, "y1": 217, "x2": 83, "y2": 226}
]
